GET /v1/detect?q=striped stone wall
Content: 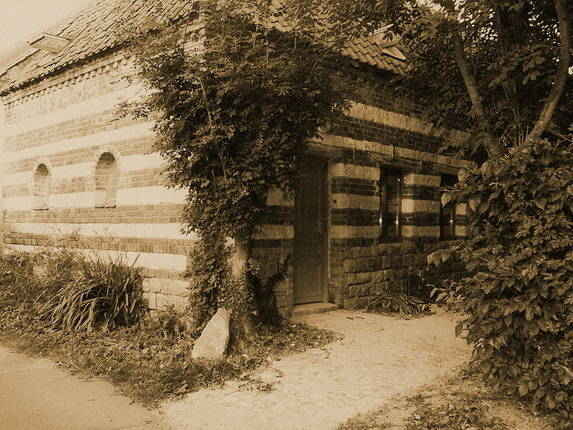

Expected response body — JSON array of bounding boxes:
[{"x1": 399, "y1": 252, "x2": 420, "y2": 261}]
[
  {"x1": 0, "y1": 52, "x2": 193, "y2": 311},
  {"x1": 252, "y1": 189, "x2": 295, "y2": 309},
  {"x1": 304, "y1": 80, "x2": 472, "y2": 308}
]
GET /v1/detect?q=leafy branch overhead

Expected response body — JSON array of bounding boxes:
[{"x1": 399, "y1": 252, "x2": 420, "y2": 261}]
[
  {"x1": 385, "y1": 0, "x2": 572, "y2": 158},
  {"x1": 123, "y1": 0, "x2": 346, "y2": 241}
]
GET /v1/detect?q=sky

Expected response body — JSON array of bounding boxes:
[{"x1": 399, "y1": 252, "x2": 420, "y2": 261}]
[{"x1": 0, "y1": 0, "x2": 93, "y2": 53}]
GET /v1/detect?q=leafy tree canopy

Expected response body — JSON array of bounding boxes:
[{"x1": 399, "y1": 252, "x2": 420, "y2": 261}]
[
  {"x1": 120, "y1": 0, "x2": 349, "y2": 330},
  {"x1": 283, "y1": 0, "x2": 572, "y2": 159}
]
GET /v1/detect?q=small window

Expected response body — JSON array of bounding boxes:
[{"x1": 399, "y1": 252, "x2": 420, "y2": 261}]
[
  {"x1": 95, "y1": 152, "x2": 118, "y2": 208},
  {"x1": 33, "y1": 163, "x2": 50, "y2": 210},
  {"x1": 440, "y1": 175, "x2": 457, "y2": 240},
  {"x1": 379, "y1": 168, "x2": 402, "y2": 240}
]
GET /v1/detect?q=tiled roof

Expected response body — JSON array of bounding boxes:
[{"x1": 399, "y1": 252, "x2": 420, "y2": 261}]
[
  {"x1": 342, "y1": 34, "x2": 406, "y2": 75},
  {"x1": 0, "y1": 0, "x2": 406, "y2": 94},
  {"x1": 0, "y1": 0, "x2": 196, "y2": 92},
  {"x1": 266, "y1": 1, "x2": 407, "y2": 75}
]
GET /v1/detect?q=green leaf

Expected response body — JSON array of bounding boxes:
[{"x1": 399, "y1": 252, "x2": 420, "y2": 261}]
[
  {"x1": 525, "y1": 307, "x2": 534, "y2": 321},
  {"x1": 427, "y1": 252, "x2": 440, "y2": 266}
]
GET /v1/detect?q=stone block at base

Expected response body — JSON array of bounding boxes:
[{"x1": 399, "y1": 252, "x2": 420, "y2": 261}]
[{"x1": 191, "y1": 308, "x2": 230, "y2": 361}]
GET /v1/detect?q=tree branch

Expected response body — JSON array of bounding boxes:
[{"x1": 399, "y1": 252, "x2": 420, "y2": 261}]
[
  {"x1": 452, "y1": 31, "x2": 502, "y2": 158},
  {"x1": 527, "y1": 0, "x2": 571, "y2": 142}
]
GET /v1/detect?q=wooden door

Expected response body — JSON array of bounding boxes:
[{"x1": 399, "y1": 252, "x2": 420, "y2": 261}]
[{"x1": 294, "y1": 156, "x2": 327, "y2": 304}]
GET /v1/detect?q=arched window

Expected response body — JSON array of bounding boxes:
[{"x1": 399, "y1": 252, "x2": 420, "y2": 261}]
[
  {"x1": 33, "y1": 163, "x2": 50, "y2": 210},
  {"x1": 95, "y1": 152, "x2": 118, "y2": 208}
]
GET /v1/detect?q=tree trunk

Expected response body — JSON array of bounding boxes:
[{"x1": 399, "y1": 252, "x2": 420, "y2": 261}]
[
  {"x1": 228, "y1": 232, "x2": 256, "y2": 337},
  {"x1": 527, "y1": 0, "x2": 571, "y2": 142},
  {"x1": 229, "y1": 234, "x2": 249, "y2": 279}
]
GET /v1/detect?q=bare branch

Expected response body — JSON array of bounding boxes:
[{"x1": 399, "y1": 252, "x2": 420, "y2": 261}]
[
  {"x1": 527, "y1": 0, "x2": 571, "y2": 142},
  {"x1": 452, "y1": 31, "x2": 502, "y2": 158},
  {"x1": 452, "y1": 32, "x2": 487, "y2": 127}
]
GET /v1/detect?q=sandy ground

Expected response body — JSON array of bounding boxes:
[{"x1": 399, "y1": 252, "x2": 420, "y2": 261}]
[
  {"x1": 162, "y1": 310, "x2": 471, "y2": 430},
  {"x1": 3, "y1": 310, "x2": 511, "y2": 430},
  {"x1": 0, "y1": 344, "x2": 167, "y2": 430}
]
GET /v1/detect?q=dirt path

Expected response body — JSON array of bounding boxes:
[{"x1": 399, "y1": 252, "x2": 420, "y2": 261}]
[
  {"x1": 0, "y1": 343, "x2": 168, "y2": 430},
  {"x1": 162, "y1": 310, "x2": 471, "y2": 430}
]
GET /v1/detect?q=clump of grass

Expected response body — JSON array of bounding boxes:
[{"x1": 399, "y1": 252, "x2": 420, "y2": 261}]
[
  {"x1": 0, "y1": 250, "x2": 62, "y2": 332},
  {"x1": 0, "y1": 251, "x2": 37, "y2": 309},
  {"x1": 404, "y1": 392, "x2": 508, "y2": 430},
  {"x1": 338, "y1": 368, "x2": 556, "y2": 430},
  {"x1": 40, "y1": 253, "x2": 145, "y2": 332},
  {"x1": 7, "y1": 315, "x2": 337, "y2": 406},
  {"x1": 365, "y1": 271, "x2": 433, "y2": 317}
]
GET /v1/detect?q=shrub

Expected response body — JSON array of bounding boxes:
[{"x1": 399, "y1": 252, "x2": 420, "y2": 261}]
[
  {"x1": 0, "y1": 251, "x2": 36, "y2": 307},
  {"x1": 35, "y1": 248, "x2": 83, "y2": 301},
  {"x1": 366, "y1": 270, "x2": 432, "y2": 316},
  {"x1": 429, "y1": 139, "x2": 573, "y2": 427},
  {"x1": 147, "y1": 306, "x2": 187, "y2": 339},
  {"x1": 0, "y1": 247, "x2": 338, "y2": 405},
  {"x1": 0, "y1": 249, "x2": 85, "y2": 331},
  {"x1": 40, "y1": 252, "x2": 146, "y2": 332}
]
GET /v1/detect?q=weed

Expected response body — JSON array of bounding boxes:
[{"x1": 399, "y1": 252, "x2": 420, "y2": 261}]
[
  {"x1": 366, "y1": 292, "x2": 430, "y2": 316},
  {"x1": 238, "y1": 375, "x2": 276, "y2": 393},
  {"x1": 366, "y1": 270, "x2": 433, "y2": 317},
  {"x1": 405, "y1": 393, "x2": 508, "y2": 430},
  {"x1": 338, "y1": 367, "x2": 556, "y2": 430}
]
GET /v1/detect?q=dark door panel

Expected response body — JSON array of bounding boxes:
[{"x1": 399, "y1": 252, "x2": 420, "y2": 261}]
[{"x1": 294, "y1": 156, "x2": 327, "y2": 304}]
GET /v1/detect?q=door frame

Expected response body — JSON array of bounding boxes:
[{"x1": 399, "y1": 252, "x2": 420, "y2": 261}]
[{"x1": 293, "y1": 155, "x2": 330, "y2": 304}]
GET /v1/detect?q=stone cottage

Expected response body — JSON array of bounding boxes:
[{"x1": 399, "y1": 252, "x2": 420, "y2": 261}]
[{"x1": 0, "y1": 0, "x2": 470, "y2": 314}]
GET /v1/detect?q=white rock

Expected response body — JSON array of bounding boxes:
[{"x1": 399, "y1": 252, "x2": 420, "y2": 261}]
[{"x1": 191, "y1": 308, "x2": 231, "y2": 361}]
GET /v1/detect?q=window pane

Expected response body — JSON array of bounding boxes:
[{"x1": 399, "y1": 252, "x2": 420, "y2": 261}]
[
  {"x1": 440, "y1": 203, "x2": 455, "y2": 240},
  {"x1": 380, "y1": 169, "x2": 401, "y2": 240},
  {"x1": 440, "y1": 175, "x2": 457, "y2": 240}
]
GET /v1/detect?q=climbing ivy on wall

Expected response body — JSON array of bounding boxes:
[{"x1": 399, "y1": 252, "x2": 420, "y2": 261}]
[{"x1": 122, "y1": 0, "x2": 346, "y2": 327}]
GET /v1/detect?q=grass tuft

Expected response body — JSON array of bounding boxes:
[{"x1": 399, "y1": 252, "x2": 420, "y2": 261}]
[{"x1": 40, "y1": 253, "x2": 145, "y2": 332}]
